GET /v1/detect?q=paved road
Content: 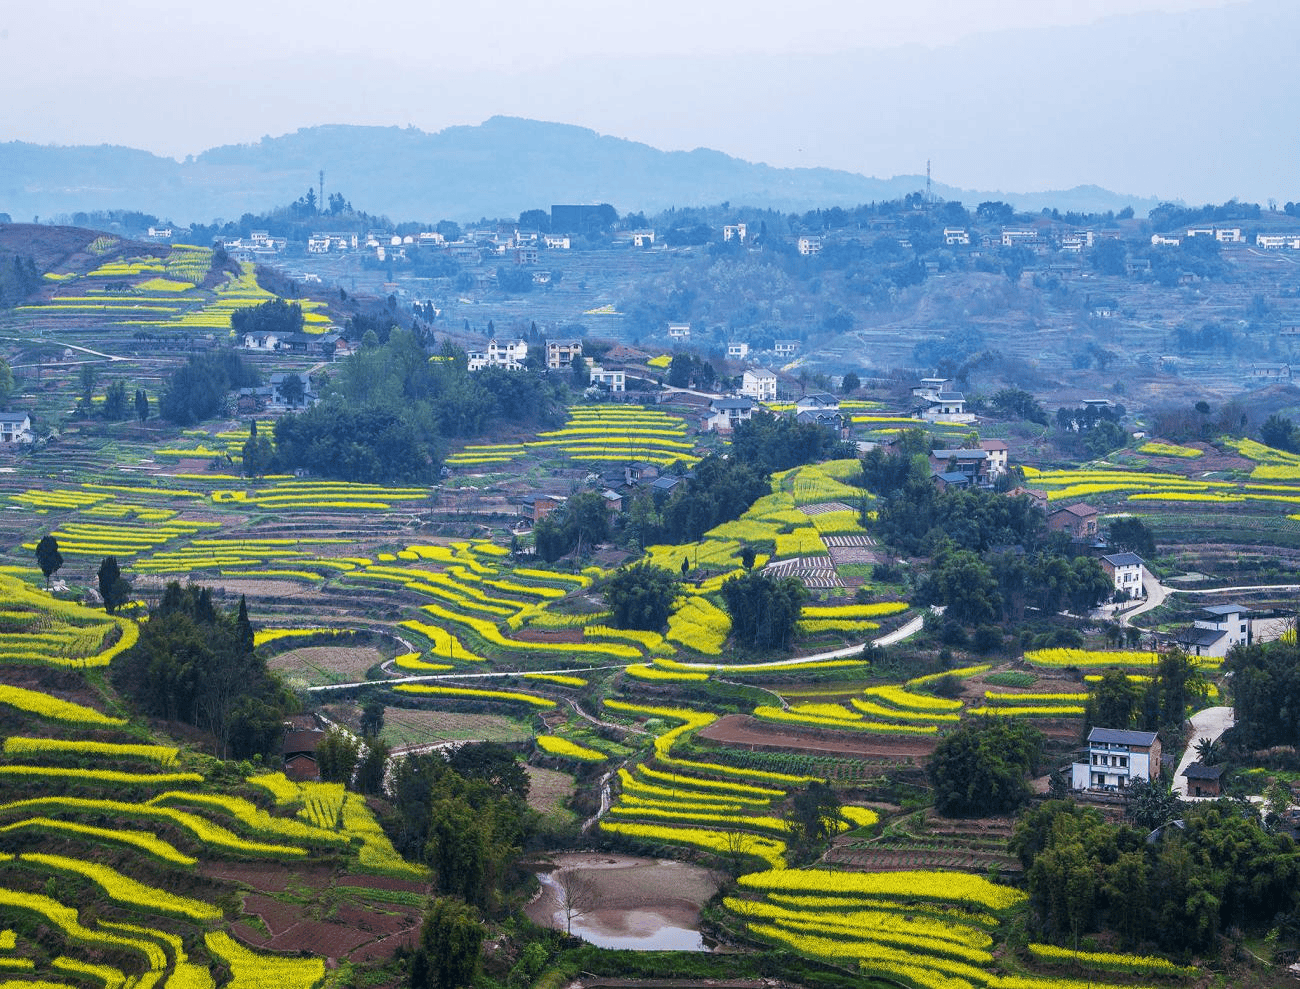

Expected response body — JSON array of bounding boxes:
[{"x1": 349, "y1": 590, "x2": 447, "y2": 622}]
[
  {"x1": 1116, "y1": 571, "x2": 1300, "y2": 627},
  {"x1": 1172, "y1": 705, "x2": 1235, "y2": 797}
]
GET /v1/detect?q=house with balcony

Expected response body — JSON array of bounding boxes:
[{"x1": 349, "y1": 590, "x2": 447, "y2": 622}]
[
  {"x1": 547, "y1": 340, "x2": 583, "y2": 370},
  {"x1": 468, "y1": 338, "x2": 528, "y2": 371},
  {"x1": 1071, "y1": 727, "x2": 1161, "y2": 791},
  {"x1": 797, "y1": 236, "x2": 822, "y2": 256},
  {"x1": 727, "y1": 341, "x2": 750, "y2": 360},
  {"x1": 911, "y1": 377, "x2": 974, "y2": 424},
  {"x1": 979, "y1": 439, "x2": 1009, "y2": 477},
  {"x1": 667, "y1": 323, "x2": 691, "y2": 341},
  {"x1": 773, "y1": 340, "x2": 799, "y2": 358}
]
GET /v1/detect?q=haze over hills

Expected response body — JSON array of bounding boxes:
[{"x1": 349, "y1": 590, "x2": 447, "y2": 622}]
[{"x1": 0, "y1": 117, "x2": 1160, "y2": 226}]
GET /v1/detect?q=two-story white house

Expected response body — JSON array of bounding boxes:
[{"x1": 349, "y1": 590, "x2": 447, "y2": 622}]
[
  {"x1": 773, "y1": 340, "x2": 799, "y2": 358},
  {"x1": 468, "y1": 338, "x2": 528, "y2": 371},
  {"x1": 741, "y1": 368, "x2": 777, "y2": 403},
  {"x1": 911, "y1": 377, "x2": 974, "y2": 424},
  {"x1": 667, "y1": 323, "x2": 691, "y2": 341},
  {"x1": 1071, "y1": 727, "x2": 1161, "y2": 791},
  {"x1": 943, "y1": 228, "x2": 970, "y2": 246},
  {"x1": 1100, "y1": 552, "x2": 1145, "y2": 599},
  {"x1": 702, "y1": 397, "x2": 756, "y2": 433},
  {"x1": 588, "y1": 365, "x2": 625, "y2": 392},
  {"x1": 797, "y1": 236, "x2": 822, "y2": 256},
  {"x1": 0, "y1": 412, "x2": 33, "y2": 445},
  {"x1": 727, "y1": 341, "x2": 750, "y2": 360},
  {"x1": 1175, "y1": 604, "x2": 1251, "y2": 658}
]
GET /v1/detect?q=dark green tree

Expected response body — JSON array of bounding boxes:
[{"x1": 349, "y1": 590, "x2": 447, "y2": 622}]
[
  {"x1": 721, "y1": 571, "x2": 808, "y2": 651},
  {"x1": 360, "y1": 699, "x2": 386, "y2": 738},
  {"x1": 448, "y1": 742, "x2": 529, "y2": 799},
  {"x1": 315, "y1": 728, "x2": 360, "y2": 784},
  {"x1": 840, "y1": 371, "x2": 861, "y2": 394},
  {"x1": 603, "y1": 564, "x2": 681, "y2": 631},
  {"x1": 134, "y1": 388, "x2": 149, "y2": 422},
  {"x1": 1108, "y1": 517, "x2": 1156, "y2": 558},
  {"x1": 411, "y1": 897, "x2": 485, "y2": 989},
  {"x1": 97, "y1": 556, "x2": 130, "y2": 614},
  {"x1": 784, "y1": 780, "x2": 841, "y2": 857},
  {"x1": 1124, "y1": 775, "x2": 1184, "y2": 831},
  {"x1": 102, "y1": 380, "x2": 129, "y2": 421},
  {"x1": 241, "y1": 420, "x2": 274, "y2": 478},
  {"x1": 1087, "y1": 669, "x2": 1140, "y2": 729},
  {"x1": 35, "y1": 535, "x2": 63, "y2": 587},
  {"x1": 928, "y1": 717, "x2": 1043, "y2": 817},
  {"x1": 278, "y1": 373, "x2": 306, "y2": 408}
]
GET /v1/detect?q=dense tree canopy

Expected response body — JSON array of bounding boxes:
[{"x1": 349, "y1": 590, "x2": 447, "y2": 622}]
[
  {"x1": 272, "y1": 403, "x2": 438, "y2": 483},
  {"x1": 720, "y1": 571, "x2": 807, "y2": 650},
  {"x1": 158, "y1": 350, "x2": 261, "y2": 426},
  {"x1": 603, "y1": 564, "x2": 681, "y2": 631},
  {"x1": 730, "y1": 411, "x2": 855, "y2": 472},
  {"x1": 230, "y1": 297, "x2": 304, "y2": 337},
  {"x1": 928, "y1": 717, "x2": 1043, "y2": 817},
  {"x1": 1223, "y1": 636, "x2": 1300, "y2": 751},
  {"x1": 1011, "y1": 799, "x2": 1300, "y2": 955},
  {"x1": 110, "y1": 585, "x2": 292, "y2": 759}
]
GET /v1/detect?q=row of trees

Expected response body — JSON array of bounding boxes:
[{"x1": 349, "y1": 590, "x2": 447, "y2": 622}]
[
  {"x1": 158, "y1": 350, "x2": 261, "y2": 426},
  {"x1": 1012, "y1": 799, "x2": 1300, "y2": 955},
  {"x1": 110, "y1": 584, "x2": 293, "y2": 759},
  {"x1": 1086, "y1": 653, "x2": 1207, "y2": 738}
]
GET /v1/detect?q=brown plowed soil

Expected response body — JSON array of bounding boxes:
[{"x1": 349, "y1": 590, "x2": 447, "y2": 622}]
[
  {"x1": 699, "y1": 714, "x2": 938, "y2": 759},
  {"x1": 198, "y1": 861, "x2": 334, "y2": 892},
  {"x1": 266, "y1": 920, "x2": 372, "y2": 956}
]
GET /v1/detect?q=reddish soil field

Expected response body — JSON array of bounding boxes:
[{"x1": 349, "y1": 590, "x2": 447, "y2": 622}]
[
  {"x1": 198, "y1": 861, "x2": 334, "y2": 892},
  {"x1": 699, "y1": 714, "x2": 938, "y2": 760},
  {"x1": 266, "y1": 920, "x2": 372, "y2": 957}
]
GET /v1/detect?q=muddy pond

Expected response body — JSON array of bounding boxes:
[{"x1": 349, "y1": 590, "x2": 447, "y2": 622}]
[{"x1": 526, "y1": 853, "x2": 723, "y2": 951}]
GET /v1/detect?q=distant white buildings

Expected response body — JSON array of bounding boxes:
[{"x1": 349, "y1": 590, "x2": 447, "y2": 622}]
[
  {"x1": 1256, "y1": 233, "x2": 1300, "y2": 249},
  {"x1": 797, "y1": 236, "x2": 822, "y2": 256},
  {"x1": 723, "y1": 223, "x2": 747, "y2": 243},
  {"x1": 727, "y1": 341, "x2": 750, "y2": 360},
  {"x1": 667, "y1": 323, "x2": 691, "y2": 340},
  {"x1": 468, "y1": 338, "x2": 528, "y2": 371}
]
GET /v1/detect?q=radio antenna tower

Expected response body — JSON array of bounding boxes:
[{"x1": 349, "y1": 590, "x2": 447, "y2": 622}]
[{"x1": 926, "y1": 160, "x2": 932, "y2": 205}]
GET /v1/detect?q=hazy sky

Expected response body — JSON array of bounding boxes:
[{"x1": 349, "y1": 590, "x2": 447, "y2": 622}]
[{"x1": 1, "y1": 0, "x2": 1285, "y2": 203}]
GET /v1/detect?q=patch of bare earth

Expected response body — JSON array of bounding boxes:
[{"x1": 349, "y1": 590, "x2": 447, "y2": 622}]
[
  {"x1": 699, "y1": 713, "x2": 937, "y2": 760},
  {"x1": 268, "y1": 645, "x2": 386, "y2": 683},
  {"x1": 526, "y1": 764, "x2": 576, "y2": 817}
]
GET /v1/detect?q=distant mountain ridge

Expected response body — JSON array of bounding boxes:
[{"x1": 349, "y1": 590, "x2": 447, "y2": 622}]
[{"x1": 0, "y1": 117, "x2": 1161, "y2": 224}]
